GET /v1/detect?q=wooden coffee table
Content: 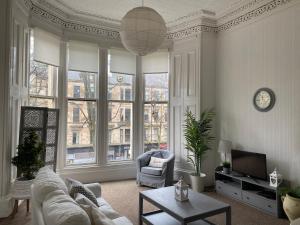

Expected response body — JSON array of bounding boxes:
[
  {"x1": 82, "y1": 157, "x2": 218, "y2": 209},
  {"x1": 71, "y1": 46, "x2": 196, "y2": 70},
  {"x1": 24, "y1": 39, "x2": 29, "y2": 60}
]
[{"x1": 139, "y1": 186, "x2": 231, "y2": 225}]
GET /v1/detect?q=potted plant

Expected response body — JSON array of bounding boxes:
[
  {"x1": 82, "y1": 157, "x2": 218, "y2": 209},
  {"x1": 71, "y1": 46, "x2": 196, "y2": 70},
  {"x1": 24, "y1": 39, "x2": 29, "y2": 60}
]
[
  {"x1": 222, "y1": 161, "x2": 231, "y2": 174},
  {"x1": 280, "y1": 187, "x2": 300, "y2": 221},
  {"x1": 184, "y1": 109, "x2": 215, "y2": 192},
  {"x1": 11, "y1": 131, "x2": 45, "y2": 192}
]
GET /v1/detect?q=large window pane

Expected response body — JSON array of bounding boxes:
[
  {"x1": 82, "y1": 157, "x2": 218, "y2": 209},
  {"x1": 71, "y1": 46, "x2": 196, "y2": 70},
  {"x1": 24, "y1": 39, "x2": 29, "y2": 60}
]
[
  {"x1": 108, "y1": 73, "x2": 134, "y2": 101},
  {"x1": 30, "y1": 61, "x2": 57, "y2": 96},
  {"x1": 108, "y1": 102, "x2": 132, "y2": 161},
  {"x1": 144, "y1": 103, "x2": 168, "y2": 151},
  {"x1": 67, "y1": 71, "x2": 96, "y2": 98},
  {"x1": 66, "y1": 101, "x2": 96, "y2": 165},
  {"x1": 144, "y1": 73, "x2": 168, "y2": 102}
]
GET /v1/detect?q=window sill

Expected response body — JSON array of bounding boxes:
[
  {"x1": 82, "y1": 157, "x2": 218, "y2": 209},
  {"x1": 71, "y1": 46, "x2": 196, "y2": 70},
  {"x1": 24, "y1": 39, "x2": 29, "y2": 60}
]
[{"x1": 60, "y1": 160, "x2": 136, "y2": 171}]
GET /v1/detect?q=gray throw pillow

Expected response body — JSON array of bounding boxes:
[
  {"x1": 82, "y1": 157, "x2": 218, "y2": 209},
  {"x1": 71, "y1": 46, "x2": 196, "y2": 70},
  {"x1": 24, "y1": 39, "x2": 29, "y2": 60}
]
[
  {"x1": 152, "y1": 151, "x2": 163, "y2": 158},
  {"x1": 66, "y1": 178, "x2": 99, "y2": 207}
]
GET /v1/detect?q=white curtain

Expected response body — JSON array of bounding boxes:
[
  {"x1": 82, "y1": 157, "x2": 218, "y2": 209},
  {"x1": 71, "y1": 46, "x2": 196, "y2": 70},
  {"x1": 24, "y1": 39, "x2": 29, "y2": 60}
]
[
  {"x1": 33, "y1": 28, "x2": 60, "y2": 66},
  {"x1": 110, "y1": 49, "x2": 136, "y2": 74},
  {"x1": 142, "y1": 51, "x2": 169, "y2": 73},
  {"x1": 69, "y1": 41, "x2": 99, "y2": 73}
]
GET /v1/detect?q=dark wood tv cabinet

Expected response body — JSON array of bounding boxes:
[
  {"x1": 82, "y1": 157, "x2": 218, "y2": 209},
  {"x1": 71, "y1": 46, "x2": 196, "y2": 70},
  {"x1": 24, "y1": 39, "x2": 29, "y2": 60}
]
[{"x1": 215, "y1": 171, "x2": 285, "y2": 218}]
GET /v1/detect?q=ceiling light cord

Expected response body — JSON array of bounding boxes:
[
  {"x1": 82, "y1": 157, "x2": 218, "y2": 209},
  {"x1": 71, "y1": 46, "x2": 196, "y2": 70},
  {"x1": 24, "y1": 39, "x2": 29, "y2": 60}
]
[{"x1": 142, "y1": 0, "x2": 144, "y2": 7}]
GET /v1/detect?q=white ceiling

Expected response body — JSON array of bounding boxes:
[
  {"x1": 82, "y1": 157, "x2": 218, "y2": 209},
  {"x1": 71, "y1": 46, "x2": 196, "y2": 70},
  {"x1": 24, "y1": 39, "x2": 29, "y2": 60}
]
[{"x1": 44, "y1": 0, "x2": 246, "y2": 24}]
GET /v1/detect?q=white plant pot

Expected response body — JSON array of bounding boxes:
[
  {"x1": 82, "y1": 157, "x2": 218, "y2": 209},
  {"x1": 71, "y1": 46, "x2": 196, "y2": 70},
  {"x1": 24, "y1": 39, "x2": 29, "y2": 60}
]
[
  {"x1": 12, "y1": 178, "x2": 34, "y2": 198},
  {"x1": 189, "y1": 173, "x2": 206, "y2": 193}
]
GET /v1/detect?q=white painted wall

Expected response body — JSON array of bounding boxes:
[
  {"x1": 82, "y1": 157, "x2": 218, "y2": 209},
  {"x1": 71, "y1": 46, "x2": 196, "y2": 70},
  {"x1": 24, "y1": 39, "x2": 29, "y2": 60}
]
[{"x1": 216, "y1": 3, "x2": 300, "y2": 185}]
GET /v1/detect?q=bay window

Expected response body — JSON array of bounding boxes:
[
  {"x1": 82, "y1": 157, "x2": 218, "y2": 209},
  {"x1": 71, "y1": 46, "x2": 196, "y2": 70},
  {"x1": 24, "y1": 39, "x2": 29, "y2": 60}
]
[
  {"x1": 66, "y1": 41, "x2": 99, "y2": 165},
  {"x1": 142, "y1": 52, "x2": 169, "y2": 152},
  {"x1": 29, "y1": 28, "x2": 169, "y2": 171}
]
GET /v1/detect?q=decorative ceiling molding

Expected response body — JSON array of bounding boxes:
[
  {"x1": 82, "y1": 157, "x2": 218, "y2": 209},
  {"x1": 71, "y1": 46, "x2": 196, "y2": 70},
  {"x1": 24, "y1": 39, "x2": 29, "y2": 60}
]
[
  {"x1": 35, "y1": 0, "x2": 121, "y2": 28},
  {"x1": 167, "y1": 25, "x2": 217, "y2": 40},
  {"x1": 26, "y1": 0, "x2": 120, "y2": 40},
  {"x1": 23, "y1": 0, "x2": 295, "y2": 41},
  {"x1": 217, "y1": 0, "x2": 264, "y2": 22},
  {"x1": 218, "y1": 0, "x2": 292, "y2": 32}
]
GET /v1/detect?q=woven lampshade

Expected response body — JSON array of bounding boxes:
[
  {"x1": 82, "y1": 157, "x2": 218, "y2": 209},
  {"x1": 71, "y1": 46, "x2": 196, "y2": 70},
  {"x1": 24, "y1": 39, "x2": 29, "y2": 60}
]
[{"x1": 120, "y1": 6, "x2": 167, "y2": 56}]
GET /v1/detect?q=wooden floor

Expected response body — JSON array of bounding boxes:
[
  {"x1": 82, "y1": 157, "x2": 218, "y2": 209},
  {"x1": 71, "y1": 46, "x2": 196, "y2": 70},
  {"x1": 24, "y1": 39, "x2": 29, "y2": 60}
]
[{"x1": 0, "y1": 202, "x2": 31, "y2": 225}]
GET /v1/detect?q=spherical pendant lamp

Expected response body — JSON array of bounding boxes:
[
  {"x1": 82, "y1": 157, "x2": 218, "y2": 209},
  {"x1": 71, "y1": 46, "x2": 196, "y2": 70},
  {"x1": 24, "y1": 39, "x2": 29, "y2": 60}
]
[{"x1": 120, "y1": 6, "x2": 167, "y2": 56}]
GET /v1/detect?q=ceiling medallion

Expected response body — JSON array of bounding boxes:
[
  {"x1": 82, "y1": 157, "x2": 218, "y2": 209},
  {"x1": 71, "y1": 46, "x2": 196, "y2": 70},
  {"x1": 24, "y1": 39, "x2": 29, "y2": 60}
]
[{"x1": 120, "y1": 5, "x2": 167, "y2": 56}]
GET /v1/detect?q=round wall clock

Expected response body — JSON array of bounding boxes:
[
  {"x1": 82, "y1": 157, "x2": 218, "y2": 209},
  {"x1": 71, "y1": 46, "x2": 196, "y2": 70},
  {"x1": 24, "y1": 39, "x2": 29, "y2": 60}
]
[{"x1": 253, "y1": 88, "x2": 276, "y2": 112}]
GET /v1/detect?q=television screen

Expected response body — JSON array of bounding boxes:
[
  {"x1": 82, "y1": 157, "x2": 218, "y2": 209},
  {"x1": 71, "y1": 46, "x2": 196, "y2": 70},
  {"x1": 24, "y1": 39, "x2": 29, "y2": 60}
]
[{"x1": 231, "y1": 150, "x2": 267, "y2": 180}]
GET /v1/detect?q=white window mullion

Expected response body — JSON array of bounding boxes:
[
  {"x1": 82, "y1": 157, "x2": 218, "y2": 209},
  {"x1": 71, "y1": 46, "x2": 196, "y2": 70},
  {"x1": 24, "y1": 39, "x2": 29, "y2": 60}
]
[
  {"x1": 135, "y1": 56, "x2": 144, "y2": 158},
  {"x1": 99, "y1": 48, "x2": 108, "y2": 165},
  {"x1": 57, "y1": 40, "x2": 68, "y2": 170}
]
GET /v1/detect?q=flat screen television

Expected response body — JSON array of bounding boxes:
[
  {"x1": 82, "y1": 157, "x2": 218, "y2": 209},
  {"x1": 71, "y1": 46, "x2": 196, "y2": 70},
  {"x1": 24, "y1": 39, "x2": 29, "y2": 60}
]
[{"x1": 231, "y1": 150, "x2": 267, "y2": 180}]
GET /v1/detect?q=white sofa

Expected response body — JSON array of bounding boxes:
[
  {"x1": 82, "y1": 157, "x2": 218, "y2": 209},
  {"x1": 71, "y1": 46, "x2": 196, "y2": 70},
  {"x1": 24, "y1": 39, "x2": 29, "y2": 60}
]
[
  {"x1": 291, "y1": 218, "x2": 300, "y2": 225},
  {"x1": 31, "y1": 167, "x2": 133, "y2": 225}
]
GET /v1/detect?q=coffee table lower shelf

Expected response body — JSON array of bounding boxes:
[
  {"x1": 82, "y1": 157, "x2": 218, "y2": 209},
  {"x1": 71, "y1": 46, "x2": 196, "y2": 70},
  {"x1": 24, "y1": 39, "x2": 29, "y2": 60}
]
[{"x1": 142, "y1": 211, "x2": 215, "y2": 225}]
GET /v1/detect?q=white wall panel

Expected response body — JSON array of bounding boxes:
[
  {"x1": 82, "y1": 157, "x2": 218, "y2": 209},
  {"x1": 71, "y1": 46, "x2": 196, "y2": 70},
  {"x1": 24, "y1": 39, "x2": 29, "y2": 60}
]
[
  {"x1": 187, "y1": 51, "x2": 196, "y2": 97},
  {"x1": 173, "y1": 55, "x2": 182, "y2": 98},
  {"x1": 170, "y1": 36, "x2": 216, "y2": 185},
  {"x1": 216, "y1": 3, "x2": 300, "y2": 185}
]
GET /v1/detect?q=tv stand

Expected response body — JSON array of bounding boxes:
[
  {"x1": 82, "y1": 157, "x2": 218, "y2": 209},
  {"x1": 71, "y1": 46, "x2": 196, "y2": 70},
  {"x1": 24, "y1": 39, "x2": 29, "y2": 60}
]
[{"x1": 215, "y1": 171, "x2": 285, "y2": 218}]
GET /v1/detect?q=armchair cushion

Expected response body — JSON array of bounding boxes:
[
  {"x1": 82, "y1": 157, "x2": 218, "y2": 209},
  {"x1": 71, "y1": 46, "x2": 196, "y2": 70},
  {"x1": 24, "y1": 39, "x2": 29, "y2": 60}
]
[
  {"x1": 148, "y1": 157, "x2": 168, "y2": 168},
  {"x1": 141, "y1": 166, "x2": 163, "y2": 176}
]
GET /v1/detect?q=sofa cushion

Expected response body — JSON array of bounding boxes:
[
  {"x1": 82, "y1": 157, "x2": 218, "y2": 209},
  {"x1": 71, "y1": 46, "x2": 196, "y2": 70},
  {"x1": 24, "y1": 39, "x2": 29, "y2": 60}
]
[
  {"x1": 67, "y1": 178, "x2": 99, "y2": 207},
  {"x1": 80, "y1": 204, "x2": 115, "y2": 225},
  {"x1": 76, "y1": 194, "x2": 120, "y2": 220},
  {"x1": 32, "y1": 167, "x2": 68, "y2": 204},
  {"x1": 43, "y1": 190, "x2": 91, "y2": 225},
  {"x1": 148, "y1": 157, "x2": 167, "y2": 168},
  {"x1": 75, "y1": 193, "x2": 97, "y2": 207},
  {"x1": 141, "y1": 166, "x2": 163, "y2": 176},
  {"x1": 112, "y1": 217, "x2": 133, "y2": 225}
]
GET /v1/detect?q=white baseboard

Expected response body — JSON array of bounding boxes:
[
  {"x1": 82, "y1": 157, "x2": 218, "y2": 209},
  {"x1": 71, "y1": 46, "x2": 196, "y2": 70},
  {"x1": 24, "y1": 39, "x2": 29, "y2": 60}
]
[{"x1": 0, "y1": 195, "x2": 13, "y2": 218}]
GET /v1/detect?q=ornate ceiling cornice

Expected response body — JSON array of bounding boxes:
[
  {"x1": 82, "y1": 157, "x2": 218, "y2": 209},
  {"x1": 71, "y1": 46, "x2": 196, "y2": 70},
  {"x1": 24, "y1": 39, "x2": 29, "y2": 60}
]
[
  {"x1": 25, "y1": 0, "x2": 120, "y2": 40},
  {"x1": 23, "y1": 0, "x2": 295, "y2": 41},
  {"x1": 218, "y1": 0, "x2": 292, "y2": 32}
]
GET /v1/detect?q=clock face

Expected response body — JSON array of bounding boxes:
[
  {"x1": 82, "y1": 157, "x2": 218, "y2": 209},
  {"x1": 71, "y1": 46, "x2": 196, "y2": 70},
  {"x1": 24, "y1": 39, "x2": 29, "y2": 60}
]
[{"x1": 253, "y1": 88, "x2": 275, "y2": 112}]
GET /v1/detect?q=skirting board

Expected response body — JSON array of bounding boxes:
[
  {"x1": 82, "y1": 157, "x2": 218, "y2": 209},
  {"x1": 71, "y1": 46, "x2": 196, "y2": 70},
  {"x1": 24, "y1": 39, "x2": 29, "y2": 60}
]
[{"x1": 0, "y1": 195, "x2": 13, "y2": 218}]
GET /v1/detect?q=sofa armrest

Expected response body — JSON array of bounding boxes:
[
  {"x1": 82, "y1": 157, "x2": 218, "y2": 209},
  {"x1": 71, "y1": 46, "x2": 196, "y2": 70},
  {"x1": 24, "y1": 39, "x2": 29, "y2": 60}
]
[{"x1": 84, "y1": 183, "x2": 101, "y2": 198}]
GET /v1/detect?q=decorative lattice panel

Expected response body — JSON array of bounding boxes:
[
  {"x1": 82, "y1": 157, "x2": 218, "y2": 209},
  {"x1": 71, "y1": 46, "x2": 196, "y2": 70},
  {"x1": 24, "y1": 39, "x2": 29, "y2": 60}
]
[{"x1": 19, "y1": 106, "x2": 59, "y2": 172}]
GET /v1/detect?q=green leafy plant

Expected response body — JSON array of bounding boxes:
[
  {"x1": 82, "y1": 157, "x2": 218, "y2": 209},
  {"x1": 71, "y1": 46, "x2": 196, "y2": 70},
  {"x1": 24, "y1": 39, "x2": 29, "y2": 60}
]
[
  {"x1": 184, "y1": 109, "x2": 215, "y2": 176},
  {"x1": 280, "y1": 187, "x2": 300, "y2": 199},
  {"x1": 222, "y1": 161, "x2": 231, "y2": 168},
  {"x1": 11, "y1": 131, "x2": 45, "y2": 180}
]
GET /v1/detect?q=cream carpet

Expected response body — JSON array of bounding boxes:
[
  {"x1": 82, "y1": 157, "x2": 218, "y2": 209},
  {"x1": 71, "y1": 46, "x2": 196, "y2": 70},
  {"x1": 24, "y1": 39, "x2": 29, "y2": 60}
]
[
  {"x1": 101, "y1": 180, "x2": 289, "y2": 225},
  {"x1": 0, "y1": 179, "x2": 289, "y2": 225}
]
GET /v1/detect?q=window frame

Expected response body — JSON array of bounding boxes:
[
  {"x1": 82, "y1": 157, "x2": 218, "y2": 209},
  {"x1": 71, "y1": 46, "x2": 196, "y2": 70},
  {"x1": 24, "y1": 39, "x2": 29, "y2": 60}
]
[
  {"x1": 143, "y1": 72, "x2": 169, "y2": 152},
  {"x1": 107, "y1": 71, "x2": 136, "y2": 162},
  {"x1": 65, "y1": 69, "x2": 99, "y2": 166},
  {"x1": 29, "y1": 60, "x2": 58, "y2": 108}
]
